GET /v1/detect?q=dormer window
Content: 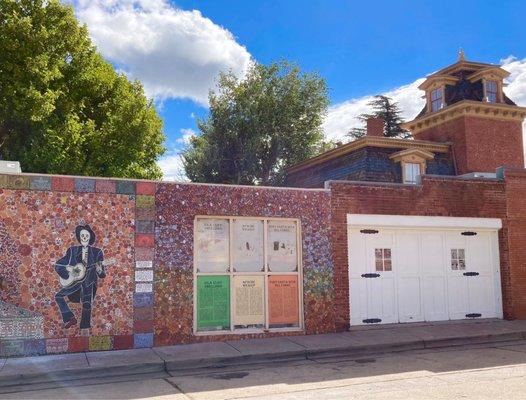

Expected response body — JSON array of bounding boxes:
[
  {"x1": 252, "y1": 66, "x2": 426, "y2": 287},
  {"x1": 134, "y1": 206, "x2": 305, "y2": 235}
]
[
  {"x1": 389, "y1": 149, "x2": 435, "y2": 185},
  {"x1": 404, "y1": 163, "x2": 421, "y2": 184},
  {"x1": 485, "y1": 80, "x2": 498, "y2": 103},
  {"x1": 431, "y1": 88, "x2": 444, "y2": 112}
]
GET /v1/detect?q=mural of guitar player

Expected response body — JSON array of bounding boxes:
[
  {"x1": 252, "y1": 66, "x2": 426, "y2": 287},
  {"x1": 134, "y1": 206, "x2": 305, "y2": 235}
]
[{"x1": 54, "y1": 224, "x2": 115, "y2": 329}]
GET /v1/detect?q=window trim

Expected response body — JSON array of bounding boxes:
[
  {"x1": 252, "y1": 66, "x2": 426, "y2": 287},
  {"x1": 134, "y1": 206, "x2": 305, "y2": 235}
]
[
  {"x1": 403, "y1": 162, "x2": 422, "y2": 185},
  {"x1": 192, "y1": 215, "x2": 304, "y2": 336}
]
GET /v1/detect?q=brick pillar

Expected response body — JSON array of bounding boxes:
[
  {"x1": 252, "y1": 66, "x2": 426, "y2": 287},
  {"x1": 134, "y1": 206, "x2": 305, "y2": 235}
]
[{"x1": 366, "y1": 117, "x2": 385, "y2": 137}]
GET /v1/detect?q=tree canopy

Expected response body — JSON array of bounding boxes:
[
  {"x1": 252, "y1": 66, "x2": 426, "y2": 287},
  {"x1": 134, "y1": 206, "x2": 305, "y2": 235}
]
[
  {"x1": 348, "y1": 95, "x2": 411, "y2": 139},
  {"x1": 182, "y1": 61, "x2": 331, "y2": 186},
  {"x1": 0, "y1": 0, "x2": 165, "y2": 179}
]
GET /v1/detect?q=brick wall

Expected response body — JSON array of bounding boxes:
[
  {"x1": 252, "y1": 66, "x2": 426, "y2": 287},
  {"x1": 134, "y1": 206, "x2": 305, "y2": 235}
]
[
  {"x1": 328, "y1": 176, "x2": 510, "y2": 330},
  {"x1": 417, "y1": 116, "x2": 524, "y2": 174}
]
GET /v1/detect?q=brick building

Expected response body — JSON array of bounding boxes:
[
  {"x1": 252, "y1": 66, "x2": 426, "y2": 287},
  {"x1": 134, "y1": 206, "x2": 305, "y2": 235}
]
[{"x1": 1, "y1": 55, "x2": 526, "y2": 357}]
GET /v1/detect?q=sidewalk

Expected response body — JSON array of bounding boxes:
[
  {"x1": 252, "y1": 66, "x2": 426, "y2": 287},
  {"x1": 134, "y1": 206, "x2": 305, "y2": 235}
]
[{"x1": 2, "y1": 319, "x2": 526, "y2": 390}]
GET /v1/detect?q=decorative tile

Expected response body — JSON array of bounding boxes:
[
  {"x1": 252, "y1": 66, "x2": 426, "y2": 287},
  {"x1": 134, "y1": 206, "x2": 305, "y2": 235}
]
[
  {"x1": 136, "y1": 261, "x2": 153, "y2": 269},
  {"x1": 29, "y1": 176, "x2": 52, "y2": 191},
  {"x1": 46, "y1": 338, "x2": 69, "y2": 354},
  {"x1": 134, "y1": 307, "x2": 154, "y2": 321},
  {"x1": 136, "y1": 220, "x2": 154, "y2": 234},
  {"x1": 136, "y1": 207, "x2": 156, "y2": 221},
  {"x1": 51, "y1": 176, "x2": 75, "y2": 192},
  {"x1": 95, "y1": 180, "x2": 116, "y2": 193},
  {"x1": 0, "y1": 339, "x2": 25, "y2": 357},
  {"x1": 68, "y1": 336, "x2": 89, "y2": 353},
  {"x1": 136, "y1": 182, "x2": 156, "y2": 195},
  {"x1": 75, "y1": 178, "x2": 95, "y2": 193},
  {"x1": 133, "y1": 293, "x2": 154, "y2": 308},
  {"x1": 23, "y1": 339, "x2": 46, "y2": 356},
  {"x1": 135, "y1": 269, "x2": 153, "y2": 282},
  {"x1": 6, "y1": 175, "x2": 30, "y2": 189},
  {"x1": 113, "y1": 335, "x2": 134, "y2": 350},
  {"x1": 89, "y1": 336, "x2": 112, "y2": 351},
  {"x1": 133, "y1": 333, "x2": 153, "y2": 348},
  {"x1": 134, "y1": 319, "x2": 153, "y2": 333},
  {"x1": 116, "y1": 180, "x2": 136, "y2": 195},
  {"x1": 135, "y1": 234, "x2": 154, "y2": 247},
  {"x1": 135, "y1": 247, "x2": 154, "y2": 261},
  {"x1": 135, "y1": 283, "x2": 153, "y2": 293},
  {"x1": 136, "y1": 195, "x2": 155, "y2": 208}
]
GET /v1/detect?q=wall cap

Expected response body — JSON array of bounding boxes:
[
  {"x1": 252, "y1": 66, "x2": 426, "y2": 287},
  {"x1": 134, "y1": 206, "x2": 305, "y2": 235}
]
[{"x1": 347, "y1": 214, "x2": 502, "y2": 230}]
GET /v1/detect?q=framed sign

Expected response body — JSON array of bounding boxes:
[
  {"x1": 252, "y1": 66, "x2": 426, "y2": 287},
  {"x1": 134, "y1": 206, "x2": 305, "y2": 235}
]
[
  {"x1": 267, "y1": 221, "x2": 297, "y2": 272},
  {"x1": 196, "y1": 275, "x2": 230, "y2": 331},
  {"x1": 268, "y1": 275, "x2": 299, "y2": 326},
  {"x1": 233, "y1": 275, "x2": 265, "y2": 326},
  {"x1": 195, "y1": 218, "x2": 229, "y2": 272},
  {"x1": 233, "y1": 219, "x2": 264, "y2": 272}
]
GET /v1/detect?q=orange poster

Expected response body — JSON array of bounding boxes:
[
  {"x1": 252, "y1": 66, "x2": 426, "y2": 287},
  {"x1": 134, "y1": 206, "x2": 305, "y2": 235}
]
[{"x1": 268, "y1": 275, "x2": 299, "y2": 326}]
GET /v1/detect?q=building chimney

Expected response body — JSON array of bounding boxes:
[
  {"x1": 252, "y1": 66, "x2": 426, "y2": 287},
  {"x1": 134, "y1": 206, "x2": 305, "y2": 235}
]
[{"x1": 366, "y1": 117, "x2": 385, "y2": 137}]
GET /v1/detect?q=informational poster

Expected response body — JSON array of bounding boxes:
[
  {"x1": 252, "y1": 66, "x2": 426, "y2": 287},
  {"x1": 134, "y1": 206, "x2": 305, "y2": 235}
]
[
  {"x1": 268, "y1": 275, "x2": 299, "y2": 326},
  {"x1": 233, "y1": 219, "x2": 264, "y2": 272},
  {"x1": 196, "y1": 275, "x2": 230, "y2": 330},
  {"x1": 267, "y1": 221, "x2": 297, "y2": 271},
  {"x1": 195, "y1": 219, "x2": 230, "y2": 272},
  {"x1": 233, "y1": 275, "x2": 265, "y2": 326}
]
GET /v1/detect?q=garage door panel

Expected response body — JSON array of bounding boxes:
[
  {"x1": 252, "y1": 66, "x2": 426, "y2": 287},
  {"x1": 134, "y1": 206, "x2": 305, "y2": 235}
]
[
  {"x1": 377, "y1": 277, "x2": 397, "y2": 323},
  {"x1": 348, "y1": 229, "x2": 367, "y2": 278},
  {"x1": 398, "y1": 277, "x2": 423, "y2": 322},
  {"x1": 468, "y1": 233, "x2": 492, "y2": 274},
  {"x1": 468, "y1": 276, "x2": 496, "y2": 317},
  {"x1": 396, "y1": 233, "x2": 420, "y2": 275},
  {"x1": 349, "y1": 278, "x2": 368, "y2": 325},
  {"x1": 422, "y1": 276, "x2": 448, "y2": 320},
  {"x1": 447, "y1": 277, "x2": 469, "y2": 319},
  {"x1": 421, "y1": 233, "x2": 445, "y2": 276}
]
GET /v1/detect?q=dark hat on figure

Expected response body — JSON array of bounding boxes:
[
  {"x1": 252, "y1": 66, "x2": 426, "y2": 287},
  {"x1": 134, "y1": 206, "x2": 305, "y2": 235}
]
[{"x1": 75, "y1": 224, "x2": 96, "y2": 245}]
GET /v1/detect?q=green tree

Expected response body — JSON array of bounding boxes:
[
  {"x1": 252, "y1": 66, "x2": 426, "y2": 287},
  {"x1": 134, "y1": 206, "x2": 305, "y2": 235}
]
[
  {"x1": 0, "y1": 0, "x2": 165, "y2": 179},
  {"x1": 182, "y1": 61, "x2": 330, "y2": 185},
  {"x1": 348, "y1": 95, "x2": 411, "y2": 139}
]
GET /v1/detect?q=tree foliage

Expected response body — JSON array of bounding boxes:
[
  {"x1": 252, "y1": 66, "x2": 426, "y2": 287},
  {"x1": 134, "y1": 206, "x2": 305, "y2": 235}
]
[
  {"x1": 0, "y1": 0, "x2": 165, "y2": 178},
  {"x1": 348, "y1": 95, "x2": 411, "y2": 139},
  {"x1": 182, "y1": 61, "x2": 331, "y2": 186}
]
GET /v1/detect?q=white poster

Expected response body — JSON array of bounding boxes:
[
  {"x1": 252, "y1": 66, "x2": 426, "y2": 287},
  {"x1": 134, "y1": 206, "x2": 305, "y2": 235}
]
[
  {"x1": 267, "y1": 221, "x2": 297, "y2": 272},
  {"x1": 233, "y1": 275, "x2": 265, "y2": 326},
  {"x1": 233, "y1": 219, "x2": 264, "y2": 272},
  {"x1": 195, "y1": 219, "x2": 230, "y2": 272}
]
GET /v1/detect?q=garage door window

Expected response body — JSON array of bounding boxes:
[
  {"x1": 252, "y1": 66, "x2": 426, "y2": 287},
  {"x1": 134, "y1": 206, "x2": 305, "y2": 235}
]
[
  {"x1": 375, "y1": 248, "x2": 392, "y2": 271},
  {"x1": 451, "y1": 248, "x2": 466, "y2": 270}
]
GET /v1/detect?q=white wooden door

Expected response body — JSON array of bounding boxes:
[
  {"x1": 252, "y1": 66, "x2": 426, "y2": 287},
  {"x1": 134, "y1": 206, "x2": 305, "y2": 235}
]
[
  {"x1": 396, "y1": 232, "x2": 424, "y2": 323},
  {"x1": 445, "y1": 232, "x2": 470, "y2": 320},
  {"x1": 348, "y1": 229, "x2": 397, "y2": 325}
]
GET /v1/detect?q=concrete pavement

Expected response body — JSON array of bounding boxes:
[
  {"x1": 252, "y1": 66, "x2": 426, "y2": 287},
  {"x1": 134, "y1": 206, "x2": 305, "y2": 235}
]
[
  {"x1": 5, "y1": 339, "x2": 526, "y2": 399},
  {"x1": 2, "y1": 319, "x2": 526, "y2": 392}
]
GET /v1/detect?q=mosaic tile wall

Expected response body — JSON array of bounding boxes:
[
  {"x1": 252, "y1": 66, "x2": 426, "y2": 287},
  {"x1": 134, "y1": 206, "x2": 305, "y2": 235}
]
[
  {"x1": 0, "y1": 174, "x2": 151, "y2": 356},
  {"x1": 0, "y1": 173, "x2": 335, "y2": 356},
  {"x1": 154, "y1": 183, "x2": 336, "y2": 346}
]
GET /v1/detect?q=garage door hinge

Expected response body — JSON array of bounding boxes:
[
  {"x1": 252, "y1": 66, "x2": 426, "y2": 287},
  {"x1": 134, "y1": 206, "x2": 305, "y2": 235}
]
[
  {"x1": 362, "y1": 318, "x2": 382, "y2": 324},
  {"x1": 463, "y1": 272, "x2": 479, "y2": 276},
  {"x1": 461, "y1": 231, "x2": 477, "y2": 236},
  {"x1": 465, "y1": 313, "x2": 482, "y2": 318},
  {"x1": 361, "y1": 273, "x2": 381, "y2": 278},
  {"x1": 360, "y1": 229, "x2": 379, "y2": 234}
]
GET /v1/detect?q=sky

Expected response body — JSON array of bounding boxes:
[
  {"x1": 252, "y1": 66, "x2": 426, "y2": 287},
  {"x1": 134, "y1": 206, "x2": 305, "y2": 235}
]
[{"x1": 70, "y1": 0, "x2": 526, "y2": 180}]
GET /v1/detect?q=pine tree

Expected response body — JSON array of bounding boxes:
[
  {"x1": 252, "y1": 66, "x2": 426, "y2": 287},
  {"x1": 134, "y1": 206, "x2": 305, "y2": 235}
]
[{"x1": 348, "y1": 95, "x2": 411, "y2": 139}]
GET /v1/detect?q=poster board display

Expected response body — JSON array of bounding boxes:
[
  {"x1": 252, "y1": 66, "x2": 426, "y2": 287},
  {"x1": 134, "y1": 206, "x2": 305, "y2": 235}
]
[
  {"x1": 233, "y1": 275, "x2": 265, "y2": 326},
  {"x1": 233, "y1": 219, "x2": 264, "y2": 272},
  {"x1": 268, "y1": 275, "x2": 299, "y2": 326},
  {"x1": 267, "y1": 221, "x2": 297, "y2": 271},
  {"x1": 195, "y1": 219, "x2": 230, "y2": 272},
  {"x1": 196, "y1": 275, "x2": 230, "y2": 330}
]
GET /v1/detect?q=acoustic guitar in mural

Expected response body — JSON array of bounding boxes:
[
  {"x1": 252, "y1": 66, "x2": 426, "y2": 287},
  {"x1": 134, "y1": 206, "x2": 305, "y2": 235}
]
[{"x1": 59, "y1": 258, "x2": 116, "y2": 288}]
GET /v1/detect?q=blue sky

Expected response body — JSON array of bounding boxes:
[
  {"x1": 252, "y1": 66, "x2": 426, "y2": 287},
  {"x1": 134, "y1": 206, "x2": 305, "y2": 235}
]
[{"x1": 72, "y1": 0, "x2": 526, "y2": 179}]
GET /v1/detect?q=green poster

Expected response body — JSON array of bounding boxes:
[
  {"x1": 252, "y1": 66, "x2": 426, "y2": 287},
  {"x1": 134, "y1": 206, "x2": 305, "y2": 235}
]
[{"x1": 197, "y1": 275, "x2": 230, "y2": 330}]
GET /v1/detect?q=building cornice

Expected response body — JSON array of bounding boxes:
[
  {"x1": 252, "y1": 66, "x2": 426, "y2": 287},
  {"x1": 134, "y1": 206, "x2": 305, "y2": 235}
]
[
  {"x1": 286, "y1": 137, "x2": 450, "y2": 174},
  {"x1": 402, "y1": 100, "x2": 526, "y2": 135}
]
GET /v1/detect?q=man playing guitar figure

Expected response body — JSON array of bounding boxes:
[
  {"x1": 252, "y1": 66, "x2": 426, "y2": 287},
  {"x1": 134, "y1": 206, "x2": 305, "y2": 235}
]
[{"x1": 54, "y1": 224, "x2": 107, "y2": 330}]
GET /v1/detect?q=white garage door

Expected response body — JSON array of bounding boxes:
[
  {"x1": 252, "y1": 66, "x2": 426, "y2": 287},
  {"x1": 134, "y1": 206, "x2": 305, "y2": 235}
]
[{"x1": 348, "y1": 215, "x2": 503, "y2": 326}]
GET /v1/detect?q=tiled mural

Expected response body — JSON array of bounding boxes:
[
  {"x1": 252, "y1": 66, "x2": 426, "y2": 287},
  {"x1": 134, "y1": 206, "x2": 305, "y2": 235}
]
[
  {"x1": 0, "y1": 174, "x2": 335, "y2": 357},
  {"x1": 154, "y1": 183, "x2": 336, "y2": 345}
]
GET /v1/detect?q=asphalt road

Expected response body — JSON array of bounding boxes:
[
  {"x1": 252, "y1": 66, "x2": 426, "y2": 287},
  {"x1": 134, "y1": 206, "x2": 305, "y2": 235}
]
[{"x1": 4, "y1": 340, "x2": 526, "y2": 399}]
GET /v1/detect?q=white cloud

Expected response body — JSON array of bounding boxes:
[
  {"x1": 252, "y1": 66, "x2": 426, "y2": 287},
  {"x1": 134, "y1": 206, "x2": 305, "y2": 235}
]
[
  {"x1": 158, "y1": 128, "x2": 197, "y2": 181},
  {"x1": 73, "y1": 0, "x2": 252, "y2": 105},
  {"x1": 323, "y1": 56, "x2": 526, "y2": 143}
]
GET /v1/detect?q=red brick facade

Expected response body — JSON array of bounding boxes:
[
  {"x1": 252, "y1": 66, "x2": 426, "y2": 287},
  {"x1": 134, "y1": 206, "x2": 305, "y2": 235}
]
[
  {"x1": 417, "y1": 116, "x2": 524, "y2": 174},
  {"x1": 329, "y1": 176, "x2": 513, "y2": 331}
]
